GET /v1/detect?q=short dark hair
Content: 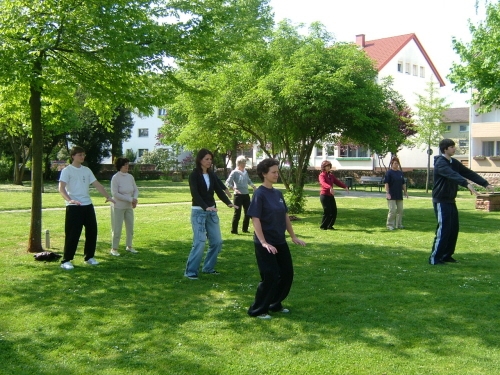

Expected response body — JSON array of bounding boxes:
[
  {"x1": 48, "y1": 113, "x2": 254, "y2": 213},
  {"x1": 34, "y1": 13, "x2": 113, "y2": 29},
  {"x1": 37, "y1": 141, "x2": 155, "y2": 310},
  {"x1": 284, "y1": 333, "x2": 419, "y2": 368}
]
[
  {"x1": 439, "y1": 139, "x2": 455, "y2": 153},
  {"x1": 70, "y1": 146, "x2": 85, "y2": 157},
  {"x1": 256, "y1": 158, "x2": 279, "y2": 181},
  {"x1": 320, "y1": 160, "x2": 332, "y2": 172},
  {"x1": 114, "y1": 157, "x2": 130, "y2": 171},
  {"x1": 195, "y1": 149, "x2": 214, "y2": 172}
]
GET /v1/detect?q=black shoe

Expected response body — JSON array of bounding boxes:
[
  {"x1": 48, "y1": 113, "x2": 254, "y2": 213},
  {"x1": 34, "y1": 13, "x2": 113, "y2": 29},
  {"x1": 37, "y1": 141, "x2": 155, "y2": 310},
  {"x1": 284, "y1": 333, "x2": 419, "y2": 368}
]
[
  {"x1": 328, "y1": 226, "x2": 335, "y2": 230},
  {"x1": 231, "y1": 231, "x2": 238, "y2": 235},
  {"x1": 443, "y1": 257, "x2": 458, "y2": 263},
  {"x1": 320, "y1": 227, "x2": 327, "y2": 230},
  {"x1": 242, "y1": 230, "x2": 250, "y2": 233},
  {"x1": 202, "y1": 270, "x2": 220, "y2": 275}
]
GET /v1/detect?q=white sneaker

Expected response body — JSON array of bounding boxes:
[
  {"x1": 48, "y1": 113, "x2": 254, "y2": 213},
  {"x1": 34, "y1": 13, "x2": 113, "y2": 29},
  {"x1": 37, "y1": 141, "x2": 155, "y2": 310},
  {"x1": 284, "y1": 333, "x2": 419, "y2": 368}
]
[
  {"x1": 257, "y1": 314, "x2": 272, "y2": 320},
  {"x1": 110, "y1": 249, "x2": 120, "y2": 256},
  {"x1": 126, "y1": 247, "x2": 138, "y2": 254},
  {"x1": 85, "y1": 258, "x2": 99, "y2": 265},
  {"x1": 60, "y1": 261, "x2": 74, "y2": 270}
]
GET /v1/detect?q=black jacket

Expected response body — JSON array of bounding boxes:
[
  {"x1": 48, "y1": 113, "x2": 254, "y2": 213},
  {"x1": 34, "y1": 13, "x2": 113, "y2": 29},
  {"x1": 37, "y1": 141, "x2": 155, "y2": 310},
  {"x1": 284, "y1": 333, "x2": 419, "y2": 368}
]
[
  {"x1": 189, "y1": 169, "x2": 232, "y2": 210},
  {"x1": 432, "y1": 155, "x2": 489, "y2": 203}
]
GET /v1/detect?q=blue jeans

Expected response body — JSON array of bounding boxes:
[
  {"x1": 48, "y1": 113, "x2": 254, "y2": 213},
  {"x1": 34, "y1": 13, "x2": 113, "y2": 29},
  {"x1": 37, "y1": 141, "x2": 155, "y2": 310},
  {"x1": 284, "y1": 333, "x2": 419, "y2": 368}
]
[{"x1": 185, "y1": 209, "x2": 223, "y2": 277}]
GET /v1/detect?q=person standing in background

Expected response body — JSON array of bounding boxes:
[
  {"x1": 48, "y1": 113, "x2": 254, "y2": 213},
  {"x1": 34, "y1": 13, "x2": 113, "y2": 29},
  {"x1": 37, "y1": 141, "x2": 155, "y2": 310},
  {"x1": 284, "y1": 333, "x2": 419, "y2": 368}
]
[
  {"x1": 226, "y1": 155, "x2": 256, "y2": 234},
  {"x1": 110, "y1": 157, "x2": 139, "y2": 256},
  {"x1": 318, "y1": 160, "x2": 348, "y2": 230},
  {"x1": 59, "y1": 146, "x2": 115, "y2": 270},
  {"x1": 384, "y1": 157, "x2": 408, "y2": 230},
  {"x1": 184, "y1": 149, "x2": 238, "y2": 280}
]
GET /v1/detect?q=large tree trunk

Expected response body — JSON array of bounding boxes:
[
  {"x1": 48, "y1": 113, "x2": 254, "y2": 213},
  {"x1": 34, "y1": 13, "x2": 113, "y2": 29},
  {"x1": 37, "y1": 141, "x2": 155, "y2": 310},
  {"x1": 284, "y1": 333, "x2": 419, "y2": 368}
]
[{"x1": 28, "y1": 57, "x2": 44, "y2": 253}]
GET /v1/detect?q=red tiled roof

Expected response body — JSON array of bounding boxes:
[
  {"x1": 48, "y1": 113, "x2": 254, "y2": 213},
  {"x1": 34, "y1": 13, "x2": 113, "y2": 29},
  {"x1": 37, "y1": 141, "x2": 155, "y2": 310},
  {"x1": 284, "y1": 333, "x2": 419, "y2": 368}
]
[{"x1": 358, "y1": 33, "x2": 445, "y2": 87}]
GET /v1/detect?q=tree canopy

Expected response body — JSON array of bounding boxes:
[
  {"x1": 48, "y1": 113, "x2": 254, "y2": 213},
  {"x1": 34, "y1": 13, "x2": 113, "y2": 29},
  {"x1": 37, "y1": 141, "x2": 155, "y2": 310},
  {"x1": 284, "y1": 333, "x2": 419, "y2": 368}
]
[
  {"x1": 411, "y1": 79, "x2": 450, "y2": 192},
  {"x1": 0, "y1": 0, "x2": 273, "y2": 251},
  {"x1": 162, "y1": 21, "x2": 408, "y2": 212},
  {"x1": 449, "y1": 1, "x2": 500, "y2": 112}
]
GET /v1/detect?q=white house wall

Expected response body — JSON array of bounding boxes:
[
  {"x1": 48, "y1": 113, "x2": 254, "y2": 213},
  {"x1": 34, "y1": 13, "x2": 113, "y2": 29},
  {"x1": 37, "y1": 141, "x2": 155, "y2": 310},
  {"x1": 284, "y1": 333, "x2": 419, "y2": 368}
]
[{"x1": 102, "y1": 110, "x2": 190, "y2": 164}]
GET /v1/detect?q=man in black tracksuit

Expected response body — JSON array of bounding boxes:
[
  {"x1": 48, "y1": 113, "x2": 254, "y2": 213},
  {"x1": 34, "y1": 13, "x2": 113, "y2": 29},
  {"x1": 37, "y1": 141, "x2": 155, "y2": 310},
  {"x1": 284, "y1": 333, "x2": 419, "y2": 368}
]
[{"x1": 429, "y1": 139, "x2": 494, "y2": 265}]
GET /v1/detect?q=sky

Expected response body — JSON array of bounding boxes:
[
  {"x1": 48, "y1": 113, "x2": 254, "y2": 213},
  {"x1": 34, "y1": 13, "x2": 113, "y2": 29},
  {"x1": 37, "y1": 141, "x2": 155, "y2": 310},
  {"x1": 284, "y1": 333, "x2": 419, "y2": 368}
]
[{"x1": 269, "y1": 0, "x2": 487, "y2": 107}]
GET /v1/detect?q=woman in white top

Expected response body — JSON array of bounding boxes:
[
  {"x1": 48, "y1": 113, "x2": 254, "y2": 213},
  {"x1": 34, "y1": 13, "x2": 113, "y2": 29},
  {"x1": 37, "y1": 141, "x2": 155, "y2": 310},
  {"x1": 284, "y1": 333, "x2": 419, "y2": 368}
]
[{"x1": 110, "y1": 157, "x2": 139, "y2": 256}]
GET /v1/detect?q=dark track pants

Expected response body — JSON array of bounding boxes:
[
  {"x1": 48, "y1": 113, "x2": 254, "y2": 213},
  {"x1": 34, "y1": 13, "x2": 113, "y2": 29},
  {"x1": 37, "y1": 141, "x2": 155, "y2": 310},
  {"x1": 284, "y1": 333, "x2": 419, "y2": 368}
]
[
  {"x1": 429, "y1": 202, "x2": 459, "y2": 264},
  {"x1": 232, "y1": 194, "x2": 251, "y2": 232},
  {"x1": 248, "y1": 242, "x2": 294, "y2": 316},
  {"x1": 62, "y1": 204, "x2": 98, "y2": 263},
  {"x1": 320, "y1": 194, "x2": 337, "y2": 229}
]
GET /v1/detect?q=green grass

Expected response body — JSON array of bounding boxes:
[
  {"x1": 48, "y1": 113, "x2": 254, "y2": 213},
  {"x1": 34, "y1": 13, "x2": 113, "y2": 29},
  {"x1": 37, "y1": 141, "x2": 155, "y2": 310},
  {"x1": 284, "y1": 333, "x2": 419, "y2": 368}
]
[{"x1": 1, "y1": 182, "x2": 500, "y2": 374}]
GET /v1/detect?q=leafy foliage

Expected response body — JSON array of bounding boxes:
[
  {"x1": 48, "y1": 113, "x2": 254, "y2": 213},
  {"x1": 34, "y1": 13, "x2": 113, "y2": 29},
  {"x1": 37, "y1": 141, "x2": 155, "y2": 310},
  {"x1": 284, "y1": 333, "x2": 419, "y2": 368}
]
[
  {"x1": 163, "y1": 21, "x2": 405, "y2": 213},
  {"x1": 411, "y1": 79, "x2": 450, "y2": 192},
  {"x1": 0, "y1": 0, "x2": 272, "y2": 251},
  {"x1": 449, "y1": 1, "x2": 500, "y2": 112}
]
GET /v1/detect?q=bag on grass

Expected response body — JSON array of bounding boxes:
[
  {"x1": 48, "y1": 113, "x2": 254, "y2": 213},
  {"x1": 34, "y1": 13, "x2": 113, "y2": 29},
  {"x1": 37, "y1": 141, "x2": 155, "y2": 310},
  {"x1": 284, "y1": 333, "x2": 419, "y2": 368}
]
[{"x1": 34, "y1": 251, "x2": 62, "y2": 262}]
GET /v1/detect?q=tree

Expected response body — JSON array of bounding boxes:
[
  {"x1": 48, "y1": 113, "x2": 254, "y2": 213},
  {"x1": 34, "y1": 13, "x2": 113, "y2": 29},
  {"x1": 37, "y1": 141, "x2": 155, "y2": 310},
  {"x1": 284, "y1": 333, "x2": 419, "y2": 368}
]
[
  {"x1": 163, "y1": 21, "x2": 404, "y2": 212},
  {"x1": 411, "y1": 79, "x2": 450, "y2": 193},
  {"x1": 110, "y1": 106, "x2": 134, "y2": 161},
  {"x1": 449, "y1": 1, "x2": 500, "y2": 112},
  {"x1": 0, "y1": 0, "x2": 272, "y2": 252}
]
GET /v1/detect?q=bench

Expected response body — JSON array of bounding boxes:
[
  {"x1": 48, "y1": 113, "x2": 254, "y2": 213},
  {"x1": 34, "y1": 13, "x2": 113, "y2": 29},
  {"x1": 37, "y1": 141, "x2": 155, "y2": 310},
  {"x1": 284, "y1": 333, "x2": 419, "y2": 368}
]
[{"x1": 356, "y1": 176, "x2": 384, "y2": 192}]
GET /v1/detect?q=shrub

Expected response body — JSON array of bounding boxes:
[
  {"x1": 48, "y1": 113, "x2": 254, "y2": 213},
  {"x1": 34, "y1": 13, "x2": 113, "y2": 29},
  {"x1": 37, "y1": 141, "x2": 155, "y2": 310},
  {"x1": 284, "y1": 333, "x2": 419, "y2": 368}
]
[{"x1": 0, "y1": 158, "x2": 13, "y2": 182}]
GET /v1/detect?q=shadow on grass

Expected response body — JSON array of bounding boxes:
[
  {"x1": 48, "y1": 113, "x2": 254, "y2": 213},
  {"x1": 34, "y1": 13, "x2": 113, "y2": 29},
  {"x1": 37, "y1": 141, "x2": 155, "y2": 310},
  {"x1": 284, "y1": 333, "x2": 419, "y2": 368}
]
[{"x1": 3, "y1": 226, "x2": 500, "y2": 374}]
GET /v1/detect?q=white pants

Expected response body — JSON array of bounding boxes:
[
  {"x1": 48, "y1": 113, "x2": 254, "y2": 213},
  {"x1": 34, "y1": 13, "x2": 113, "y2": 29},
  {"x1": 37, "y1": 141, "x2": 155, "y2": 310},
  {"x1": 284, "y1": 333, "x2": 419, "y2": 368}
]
[
  {"x1": 386, "y1": 200, "x2": 403, "y2": 229},
  {"x1": 111, "y1": 207, "x2": 134, "y2": 249}
]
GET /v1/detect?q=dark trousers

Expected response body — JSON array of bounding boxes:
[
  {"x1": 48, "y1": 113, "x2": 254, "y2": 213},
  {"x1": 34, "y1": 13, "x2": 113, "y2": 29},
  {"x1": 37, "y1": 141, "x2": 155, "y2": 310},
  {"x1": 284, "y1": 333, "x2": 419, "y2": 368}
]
[
  {"x1": 232, "y1": 194, "x2": 251, "y2": 232},
  {"x1": 320, "y1": 194, "x2": 337, "y2": 229},
  {"x1": 62, "y1": 204, "x2": 98, "y2": 263},
  {"x1": 429, "y1": 202, "x2": 459, "y2": 264},
  {"x1": 248, "y1": 242, "x2": 294, "y2": 317}
]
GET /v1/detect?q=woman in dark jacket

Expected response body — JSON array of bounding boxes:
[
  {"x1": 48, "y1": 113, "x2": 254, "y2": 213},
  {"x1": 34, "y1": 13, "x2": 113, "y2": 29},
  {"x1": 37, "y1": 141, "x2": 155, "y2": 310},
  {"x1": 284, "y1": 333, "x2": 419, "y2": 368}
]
[
  {"x1": 184, "y1": 149, "x2": 237, "y2": 279},
  {"x1": 318, "y1": 160, "x2": 348, "y2": 230}
]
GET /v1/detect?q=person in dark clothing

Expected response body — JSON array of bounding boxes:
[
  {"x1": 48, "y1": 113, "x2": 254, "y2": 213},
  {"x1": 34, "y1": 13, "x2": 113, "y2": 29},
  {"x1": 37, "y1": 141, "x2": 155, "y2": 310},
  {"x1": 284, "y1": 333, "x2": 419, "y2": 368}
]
[
  {"x1": 226, "y1": 155, "x2": 256, "y2": 234},
  {"x1": 184, "y1": 149, "x2": 237, "y2": 279},
  {"x1": 429, "y1": 139, "x2": 494, "y2": 265},
  {"x1": 318, "y1": 160, "x2": 348, "y2": 230},
  {"x1": 383, "y1": 157, "x2": 408, "y2": 230},
  {"x1": 247, "y1": 158, "x2": 306, "y2": 320}
]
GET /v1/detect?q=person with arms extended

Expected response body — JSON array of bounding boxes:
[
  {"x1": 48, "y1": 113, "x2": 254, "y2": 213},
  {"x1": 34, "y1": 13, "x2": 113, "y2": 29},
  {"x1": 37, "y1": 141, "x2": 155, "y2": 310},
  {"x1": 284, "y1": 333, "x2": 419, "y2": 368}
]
[
  {"x1": 247, "y1": 158, "x2": 306, "y2": 320},
  {"x1": 59, "y1": 146, "x2": 115, "y2": 270},
  {"x1": 384, "y1": 157, "x2": 408, "y2": 230},
  {"x1": 184, "y1": 149, "x2": 237, "y2": 280},
  {"x1": 226, "y1": 155, "x2": 256, "y2": 234},
  {"x1": 318, "y1": 160, "x2": 348, "y2": 230},
  {"x1": 110, "y1": 157, "x2": 139, "y2": 256},
  {"x1": 429, "y1": 139, "x2": 495, "y2": 265}
]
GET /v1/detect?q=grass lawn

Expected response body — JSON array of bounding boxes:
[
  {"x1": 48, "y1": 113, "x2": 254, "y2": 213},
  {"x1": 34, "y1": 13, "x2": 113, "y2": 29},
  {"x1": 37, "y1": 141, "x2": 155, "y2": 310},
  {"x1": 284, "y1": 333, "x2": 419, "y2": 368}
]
[{"x1": 1, "y1": 181, "x2": 500, "y2": 374}]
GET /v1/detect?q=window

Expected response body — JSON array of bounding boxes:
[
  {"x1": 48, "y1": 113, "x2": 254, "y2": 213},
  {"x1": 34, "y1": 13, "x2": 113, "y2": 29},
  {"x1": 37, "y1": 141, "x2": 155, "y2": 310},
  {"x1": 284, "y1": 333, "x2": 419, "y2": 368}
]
[
  {"x1": 397, "y1": 61, "x2": 403, "y2": 73},
  {"x1": 158, "y1": 108, "x2": 166, "y2": 116},
  {"x1": 459, "y1": 139, "x2": 468, "y2": 147},
  {"x1": 459, "y1": 125, "x2": 469, "y2": 132},
  {"x1": 482, "y1": 141, "x2": 494, "y2": 156},
  {"x1": 138, "y1": 149, "x2": 149, "y2": 157},
  {"x1": 138, "y1": 128, "x2": 149, "y2": 137},
  {"x1": 339, "y1": 145, "x2": 368, "y2": 158},
  {"x1": 445, "y1": 125, "x2": 451, "y2": 132},
  {"x1": 413, "y1": 64, "x2": 418, "y2": 76},
  {"x1": 316, "y1": 146, "x2": 323, "y2": 157},
  {"x1": 497, "y1": 141, "x2": 500, "y2": 155},
  {"x1": 405, "y1": 63, "x2": 410, "y2": 74},
  {"x1": 420, "y1": 66, "x2": 425, "y2": 78}
]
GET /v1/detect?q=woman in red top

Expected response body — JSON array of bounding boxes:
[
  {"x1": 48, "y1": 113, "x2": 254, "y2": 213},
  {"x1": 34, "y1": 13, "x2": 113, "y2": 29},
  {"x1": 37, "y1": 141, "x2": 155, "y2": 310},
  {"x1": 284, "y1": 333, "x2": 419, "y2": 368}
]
[{"x1": 318, "y1": 161, "x2": 348, "y2": 230}]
